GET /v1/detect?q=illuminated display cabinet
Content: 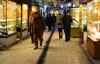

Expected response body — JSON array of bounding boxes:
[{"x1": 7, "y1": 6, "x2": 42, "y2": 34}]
[
  {"x1": 79, "y1": 4, "x2": 87, "y2": 44},
  {"x1": 22, "y1": 4, "x2": 28, "y2": 38},
  {"x1": 17, "y1": 4, "x2": 28, "y2": 38},
  {"x1": 0, "y1": 0, "x2": 17, "y2": 46},
  {"x1": 70, "y1": 7, "x2": 80, "y2": 37},
  {"x1": 87, "y1": 1, "x2": 100, "y2": 58}
]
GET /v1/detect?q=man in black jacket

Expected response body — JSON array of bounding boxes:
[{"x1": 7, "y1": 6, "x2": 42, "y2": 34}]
[
  {"x1": 47, "y1": 14, "x2": 53, "y2": 31},
  {"x1": 62, "y1": 10, "x2": 73, "y2": 42},
  {"x1": 52, "y1": 14, "x2": 56, "y2": 29}
]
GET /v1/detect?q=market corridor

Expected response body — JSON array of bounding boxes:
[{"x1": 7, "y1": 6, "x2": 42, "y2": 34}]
[{"x1": 0, "y1": 30, "x2": 91, "y2": 64}]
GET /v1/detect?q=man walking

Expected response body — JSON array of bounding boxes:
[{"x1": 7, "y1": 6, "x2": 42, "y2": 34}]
[
  {"x1": 31, "y1": 12, "x2": 46, "y2": 50},
  {"x1": 28, "y1": 11, "x2": 35, "y2": 43},
  {"x1": 62, "y1": 10, "x2": 73, "y2": 42}
]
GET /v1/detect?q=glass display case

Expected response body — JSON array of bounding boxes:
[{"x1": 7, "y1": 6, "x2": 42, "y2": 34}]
[
  {"x1": 79, "y1": 4, "x2": 87, "y2": 44},
  {"x1": 70, "y1": 7, "x2": 80, "y2": 28},
  {"x1": 87, "y1": 1, "x2": 100, "y2": 58},
  {"x1": 87, "y1": 2, "x2": 100, "y2": 41},
  {"x1": 79, "y1": 4, "x2": 87, "y2": 31},
  {"x1": 16, "y1": 4, "x2": 28, "y2": 38},
  {"x1": 70, "y1": 7, "x2": 80, "y2": 37},
  {"x1": 0, "y1": 0, "x2": 17, "y2": 37},
  {"x1": 0, "y1": 0, "x2": 17, "y2": 46},
  {"x1": 22, "y1": 4, "x2": 28, "y2": 30},
  {"x1": 16, "y1": 4, "x2": 21, "y2": 38}
]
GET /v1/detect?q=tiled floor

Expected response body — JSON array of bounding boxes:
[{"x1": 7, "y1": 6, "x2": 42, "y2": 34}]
[
  {"x1": 44, "y1": 31, "x2": 91, "y2": 64},
  {"x1": 0, "y1": 29, "x2": 91, "y2": 64},
  {"x1": 0, "y1": 31, "x2": 51, "y2": 64}
]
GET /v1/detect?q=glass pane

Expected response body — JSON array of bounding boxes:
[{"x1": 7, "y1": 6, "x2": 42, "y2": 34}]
[
  {"x1": 0, "y1": 0, "x2": 7, "y2": 37},
  {"x1": 16, "y1": 4, "x2": 21, "y2": 38},
  {"x1": 7, "y1": 1, "x2": 16, "y2": 35},
  {"x1": 70, "y1": 8, "x2": 79, "y2": 28},
  {"x1": 87, "y1": 2, "x2": 100, "y2": 40},
  {"x1": 22, "y1": 4, "x2": 28, "y2": 30}
]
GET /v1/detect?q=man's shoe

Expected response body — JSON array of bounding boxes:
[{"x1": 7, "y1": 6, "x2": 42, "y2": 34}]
[
  {"x1": 34, "y1": 47, "x2": 38, "y2": 50},
  {"x1": 65, "y1": 40, "x2": 68, "y2": 42},
  {"x1": 40, "y1": 43, "x2": 42, "y2": 47}
]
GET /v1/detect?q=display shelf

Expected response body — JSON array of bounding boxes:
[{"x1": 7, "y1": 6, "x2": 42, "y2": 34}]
[
  {"x1": 0, "y1": 0, "x2": 17, "y2": 46},
  {"x1": 22, "y1": 4, "x2": 28, "y2": 30},
  {"x1": 79, "y1": 4, "x2": 87, "y2": 31},
  {"x1": 87, "y1": 2, "x2": 100, "y2": 40},
  {"x1": 70, "y1": 7, "x2": 80, "y2": 28},
  {"x1": 0, "y1": 0, "x2": 17, "y2": 37},
  {"x1": 87, "y1": 1, "x2": 100, "y2": 58},
  {"x1": 16, "y1": 4, "x2": 28, "y2": 38},
  {"x1": 71, "y1": 27, "x2": 80, "y2": 37},
  {"x1": 87, "y1": 36, "x2": 100, "y2": 58}
]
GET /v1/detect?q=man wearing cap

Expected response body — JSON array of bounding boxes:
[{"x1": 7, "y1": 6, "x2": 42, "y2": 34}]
[{"x1": 31, "y1": 12, "x2": 46, "y2": 50}]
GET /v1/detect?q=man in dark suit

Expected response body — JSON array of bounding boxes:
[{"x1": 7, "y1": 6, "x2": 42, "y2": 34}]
[
  {"x1": 52, "y1": 14, "x2": 56, "y2": 29},
  {"x1": 47, "y1": 14, "x2": 53, "y2": 31},
  {"x1": 62, "y1": 10, "x2": 73, "y2": 42}
]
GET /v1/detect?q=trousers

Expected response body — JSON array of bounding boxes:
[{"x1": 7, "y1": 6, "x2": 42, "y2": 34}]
[
  {"x1": 64, "y1": 29, "x2": 70, "y2": 41},
  {"x1": 30, "y1": 33, "x2": 34, "y2": 42},
  {"x1": 58, "y1": 28, "x2": 62, "y2": 38},
  {"x1": 34, "y1": 32, "x2": 43, "y2": 47}
]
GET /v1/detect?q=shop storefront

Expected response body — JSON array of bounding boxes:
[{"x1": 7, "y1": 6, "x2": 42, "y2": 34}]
[
  {"x1": 87, "y1": 0, "x2": 100, "y2": 58},
  {"x1": 0, "y1": 0, "x2": 29, "y2": 47},
  {"x1": 79, "y1": 3, "x2": 87, "y2": 44},
  {"x1": 70, "y1": 7, "x2": 80, "y2": 37},
  {"x1": 22, "y1": 4, "x2": 28, "y2": 38},
  {"x1": 0, "y1": 0, "x2": 17, "y2": 46},
  {"x1": 16, "y1": 4, "x2": 28, "y2": 38}
]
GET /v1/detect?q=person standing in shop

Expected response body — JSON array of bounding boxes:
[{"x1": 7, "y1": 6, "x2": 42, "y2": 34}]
[
  {"x1": 62, "y1": 10, "x2": 73, "y2": 42},
  {"x1": 28, "y1": 11, "x2": 35, "y2": 44},
  {"x1": 31, "y1": 12, "x2": 46, "y2": 50},
  {"x1": 52, "y1": 14, "x2": 56, "y2": 29}
]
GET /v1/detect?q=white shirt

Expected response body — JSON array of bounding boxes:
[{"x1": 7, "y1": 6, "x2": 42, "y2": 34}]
[{"x1": 31, "y1": 17, "x2": 34, "y2": 24}]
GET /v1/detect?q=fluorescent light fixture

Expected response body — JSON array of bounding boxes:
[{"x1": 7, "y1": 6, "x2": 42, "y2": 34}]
[{"x1": 73, "y1": 4, "x2": 75, "y2": 7}]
